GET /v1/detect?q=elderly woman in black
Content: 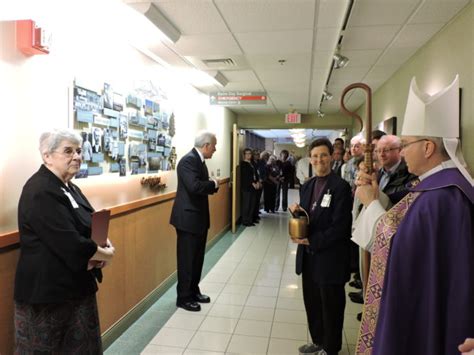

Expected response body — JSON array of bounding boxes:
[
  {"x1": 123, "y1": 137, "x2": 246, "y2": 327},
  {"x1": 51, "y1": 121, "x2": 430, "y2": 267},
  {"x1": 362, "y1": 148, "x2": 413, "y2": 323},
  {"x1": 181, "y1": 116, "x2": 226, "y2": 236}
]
[{"x1": 14, "y1": 129, "x2": 115, "y2": 354}]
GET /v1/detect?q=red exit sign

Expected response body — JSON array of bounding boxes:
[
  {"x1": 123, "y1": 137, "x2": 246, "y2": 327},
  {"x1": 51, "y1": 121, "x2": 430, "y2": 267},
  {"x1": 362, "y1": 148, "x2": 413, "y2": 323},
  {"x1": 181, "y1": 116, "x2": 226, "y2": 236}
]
[{"x1": 285, "y1": 113, "x2": 301, "y2": 124}]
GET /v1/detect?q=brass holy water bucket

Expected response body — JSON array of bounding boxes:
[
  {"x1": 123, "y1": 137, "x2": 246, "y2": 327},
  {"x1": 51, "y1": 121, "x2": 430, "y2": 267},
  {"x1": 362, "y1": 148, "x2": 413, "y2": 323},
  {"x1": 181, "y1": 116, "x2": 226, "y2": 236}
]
[{"x1": 288, "y1": 208, "x2": 309, "y2": 240}]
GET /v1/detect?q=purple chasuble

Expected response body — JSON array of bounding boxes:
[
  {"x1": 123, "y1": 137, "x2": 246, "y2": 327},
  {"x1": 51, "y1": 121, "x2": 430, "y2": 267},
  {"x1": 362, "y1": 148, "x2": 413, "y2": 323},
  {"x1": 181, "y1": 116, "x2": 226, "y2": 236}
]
[{"x1": 359, "y1": 168, "x2": 474, "y2": 355}]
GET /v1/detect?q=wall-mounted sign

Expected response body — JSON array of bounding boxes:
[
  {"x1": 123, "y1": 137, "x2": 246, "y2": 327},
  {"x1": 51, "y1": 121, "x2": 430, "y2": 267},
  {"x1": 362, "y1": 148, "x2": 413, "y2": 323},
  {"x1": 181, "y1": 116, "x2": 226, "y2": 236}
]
[
  {"x1": 210, "y1": 92, "x2": 267, "y2": 105},
  {"x1": 285, "y1": 113, "x2": 301, "y2": 124}
]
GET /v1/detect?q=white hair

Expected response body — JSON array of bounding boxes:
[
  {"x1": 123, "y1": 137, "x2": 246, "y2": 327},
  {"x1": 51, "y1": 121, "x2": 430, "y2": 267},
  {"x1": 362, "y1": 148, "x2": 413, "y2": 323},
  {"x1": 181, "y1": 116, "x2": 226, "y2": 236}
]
[
  {"x1": 39, "y1": 129, "x2": 82, "y2": 156},
  {"x1": 351, "y1": 136, "x2": 366, "y2": 145},
  {"x1": 194, "y1": 131, "x2": 216, "y2": 148}
]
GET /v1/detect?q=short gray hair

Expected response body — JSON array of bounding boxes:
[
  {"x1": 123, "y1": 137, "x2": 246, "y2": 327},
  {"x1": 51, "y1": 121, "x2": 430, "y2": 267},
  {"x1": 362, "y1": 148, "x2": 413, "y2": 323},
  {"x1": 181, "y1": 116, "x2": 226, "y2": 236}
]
[
  {"x1": 39, "y1": 129, "x2": 82, "y2": 155},
  {"x1": 194, "y1": 131, "x2": 216, "y2": 148},
  {"x1": 418, "y1": 136, "x2": 449, "y2": 158}
]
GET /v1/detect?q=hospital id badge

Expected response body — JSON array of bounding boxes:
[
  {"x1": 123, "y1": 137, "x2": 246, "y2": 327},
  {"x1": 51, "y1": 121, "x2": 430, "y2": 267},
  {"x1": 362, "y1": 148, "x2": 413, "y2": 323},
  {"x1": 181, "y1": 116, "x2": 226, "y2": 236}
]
[{"x1": 321, "y1": 193, "x2": 332, "y2": 208}]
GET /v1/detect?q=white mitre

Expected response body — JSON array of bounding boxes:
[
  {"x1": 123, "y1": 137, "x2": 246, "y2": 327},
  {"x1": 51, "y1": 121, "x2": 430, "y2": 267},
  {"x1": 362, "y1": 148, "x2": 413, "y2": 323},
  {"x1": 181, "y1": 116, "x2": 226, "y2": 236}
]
[{"x1": 402, "y1": 75, "x2": 473, "y2": 186}]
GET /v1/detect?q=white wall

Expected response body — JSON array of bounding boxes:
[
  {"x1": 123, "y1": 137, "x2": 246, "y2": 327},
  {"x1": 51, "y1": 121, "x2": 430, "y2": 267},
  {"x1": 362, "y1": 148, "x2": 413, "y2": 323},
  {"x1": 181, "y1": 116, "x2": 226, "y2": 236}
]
[{"x1": 0, "y1": 0, "x2": 236, "y2": 233}]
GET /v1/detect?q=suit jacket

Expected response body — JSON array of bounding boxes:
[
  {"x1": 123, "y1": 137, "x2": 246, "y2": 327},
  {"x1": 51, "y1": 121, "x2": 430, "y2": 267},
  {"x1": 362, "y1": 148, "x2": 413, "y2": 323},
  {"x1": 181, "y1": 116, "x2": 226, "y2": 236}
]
[
  {"x1": 241, "y1": 161, "x2": 257, "y2": 192},
  {"x1": 15, "y1": 165, "x2": 99, "y2": 304},
  {"x1": 378, "y1": 159, "x2": 417, "y2": 204},
  {"x1": 170, "y1": 148, "x2": 218, "y2": 235},
  {"x1": 296, "y1": 171, "x2": 352, "y2": 285},
  {"x1": 332, "y1": 160, "x2": 343, "y2": 176}
]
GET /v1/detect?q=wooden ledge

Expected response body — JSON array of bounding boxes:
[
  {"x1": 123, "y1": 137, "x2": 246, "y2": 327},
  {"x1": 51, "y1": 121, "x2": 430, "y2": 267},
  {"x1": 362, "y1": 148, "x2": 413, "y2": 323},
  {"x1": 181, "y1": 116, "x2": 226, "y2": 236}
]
[{"x1": 0, "y1": 178, "x2": 230, "y2": 249}]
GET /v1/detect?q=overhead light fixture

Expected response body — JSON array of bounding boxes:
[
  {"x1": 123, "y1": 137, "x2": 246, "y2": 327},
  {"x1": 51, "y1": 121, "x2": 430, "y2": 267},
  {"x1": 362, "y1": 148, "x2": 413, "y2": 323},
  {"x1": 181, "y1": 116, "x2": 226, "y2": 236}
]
[
  {"x1": 128, "y1": 2, "x2": 181, "y2": 43},
  {"x1": 323, "y1": 89, "x2": 333, "y2": 101},
  {"x1": 333, "y1": 45, "x2": 349, "y2": 69},
  {"x1": 317, "y1": 109, "x2": 325, "y2": 118}
]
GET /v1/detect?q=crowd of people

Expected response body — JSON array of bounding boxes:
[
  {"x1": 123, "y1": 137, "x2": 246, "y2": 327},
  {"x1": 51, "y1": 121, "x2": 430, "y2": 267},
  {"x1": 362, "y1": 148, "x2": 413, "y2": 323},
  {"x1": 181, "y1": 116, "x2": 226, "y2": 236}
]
[{"x1": 13, "y1": 75, "x2": 473, "y2": 354}]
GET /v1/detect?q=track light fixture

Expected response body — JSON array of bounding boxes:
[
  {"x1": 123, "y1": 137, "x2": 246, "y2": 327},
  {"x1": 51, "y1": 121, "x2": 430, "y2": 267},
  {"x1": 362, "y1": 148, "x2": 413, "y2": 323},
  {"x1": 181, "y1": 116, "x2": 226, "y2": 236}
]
[
  {"x1": 333, "y1": 45, "x2": 349, "y2": 69},
  {"x1": 322, "y1": 89, "x2": 333, "y2": 101},
  {"x1": 317, "y1": 109, "x2": 325, "y2": 118}
]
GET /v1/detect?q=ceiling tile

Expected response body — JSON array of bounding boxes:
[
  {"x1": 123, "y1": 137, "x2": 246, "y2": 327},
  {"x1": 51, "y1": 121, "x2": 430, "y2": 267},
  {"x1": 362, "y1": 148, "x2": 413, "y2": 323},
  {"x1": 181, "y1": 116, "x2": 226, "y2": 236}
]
[
  {"x1": 391, "y1": 23, "x2": 445, "y2": 48},
  {"x1": 222, "y1": 70, "x2": 259, "y2": 82},
  {"x1": 152, "y1": 0, "x2": 229, "y2": 35},
  {"x1": 343, "y1": 49, "x2": 383, "y2": 67},
  {"x1": 312, "y1": 50, "x2": 333, "y2": 69},
  {"x1": 175, "y1": 34, "x2": 242, "y2": 56},
  {"x1": 247, "y1": 53, "x2": 312, "y2": 71},
  {"x1": 316, "y1": 0, "x2": 350, "y2": 28},
  {"x1": 223, "y1": 82, "x2": 265, "y2": 91},
  {"x1": 215, "y1": 0, "x2": 316, "y2": 32},
  {"x1": 315, "y1": 27, "x2": 341, "y2": 50},
  {"x1": 409, "y1": 0, "x2": 470, "y2": 24},
  {"x1": 330, "y1": 66, "x2": 370, "y2": 87},
  {"x1": 342, "y1": 25, "x2": 401, "y2": 50},
  {"x1": 235, "y1": 30, "x2": 314, "y2": 55},
  {"x1": 377, "y1": 46, "x2": 418, "y2": 66},
  {"x1": 347, "y1": 0, "x2": 418, "y2": 27}
]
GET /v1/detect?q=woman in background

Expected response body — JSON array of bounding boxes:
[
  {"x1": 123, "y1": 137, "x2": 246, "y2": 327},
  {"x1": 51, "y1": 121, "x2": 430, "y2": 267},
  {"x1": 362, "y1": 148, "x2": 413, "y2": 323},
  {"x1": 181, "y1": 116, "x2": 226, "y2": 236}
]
[{"x1": 14, "y1": 129, "x2": 115, "y2": 354}]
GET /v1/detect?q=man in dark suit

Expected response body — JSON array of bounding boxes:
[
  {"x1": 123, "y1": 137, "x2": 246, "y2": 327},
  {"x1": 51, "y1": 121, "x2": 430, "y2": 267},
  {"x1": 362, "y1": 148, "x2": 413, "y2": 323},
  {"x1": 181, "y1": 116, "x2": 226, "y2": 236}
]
[
  {"x1": 331, "y1": 146, "x2": 344, "y2": 176},
  {"x1": 170, "y1": 131, "x2": 219, "y2": 312},
  {"x1": 290, "y1": 138, "x2": 352, "y2": 355}
]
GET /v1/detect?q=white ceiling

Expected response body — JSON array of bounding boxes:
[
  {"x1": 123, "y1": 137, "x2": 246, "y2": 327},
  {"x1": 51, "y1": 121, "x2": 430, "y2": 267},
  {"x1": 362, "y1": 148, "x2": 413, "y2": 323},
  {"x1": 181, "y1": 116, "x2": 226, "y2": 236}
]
[{"x1": 124, "y1": 0, "x2": 470, "y2": 115}]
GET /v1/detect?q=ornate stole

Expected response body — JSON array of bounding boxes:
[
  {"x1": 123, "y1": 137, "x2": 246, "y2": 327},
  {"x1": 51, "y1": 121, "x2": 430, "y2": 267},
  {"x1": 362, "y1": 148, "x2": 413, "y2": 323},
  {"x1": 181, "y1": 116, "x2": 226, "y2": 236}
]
[{"x1": 356, "y1": 191, "x2": 421, "y2": 354}]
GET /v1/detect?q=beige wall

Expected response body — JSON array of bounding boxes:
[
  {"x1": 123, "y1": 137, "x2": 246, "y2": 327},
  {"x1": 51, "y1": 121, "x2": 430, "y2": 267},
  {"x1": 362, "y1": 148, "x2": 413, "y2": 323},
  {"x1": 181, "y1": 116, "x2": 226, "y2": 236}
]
[
  {"x1": 0, "y1": 8, "x2": 236, "y2": 234},
  {"x1": 358, "y1": 3, "x2": 473, "y2": 169},
  {"x1": 237, "y1": 113, "x2": 355, "y2": 131}
]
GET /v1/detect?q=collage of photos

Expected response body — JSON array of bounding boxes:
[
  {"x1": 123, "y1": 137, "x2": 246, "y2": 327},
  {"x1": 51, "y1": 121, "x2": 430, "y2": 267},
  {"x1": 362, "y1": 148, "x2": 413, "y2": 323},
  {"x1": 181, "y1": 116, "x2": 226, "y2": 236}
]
[{"x1": 73, "y1": 81, "x2": 176, "y2": 178}]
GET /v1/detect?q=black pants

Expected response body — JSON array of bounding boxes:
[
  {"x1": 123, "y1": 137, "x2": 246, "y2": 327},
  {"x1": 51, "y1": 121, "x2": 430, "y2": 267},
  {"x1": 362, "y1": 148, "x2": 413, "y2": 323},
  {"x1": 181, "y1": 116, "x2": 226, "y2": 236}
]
[
  {"x1": 275, "y1": 181, "x2": 289, "y2": 211},
  {"x1": 241, "y1": 190, "x2": 256, "y2": 224},
  {"x1": 302, "y1": 255, "x2": 346, "y2": 354},
  {"x1": 253, "y1": 188, "x2": 263, "y2": 220},
  {"x1": 263, "y1": 182, "x2": 277, "y2": 212},
  {"x1": 176, "y1": 229, "x2": 207, "y2": 303}
]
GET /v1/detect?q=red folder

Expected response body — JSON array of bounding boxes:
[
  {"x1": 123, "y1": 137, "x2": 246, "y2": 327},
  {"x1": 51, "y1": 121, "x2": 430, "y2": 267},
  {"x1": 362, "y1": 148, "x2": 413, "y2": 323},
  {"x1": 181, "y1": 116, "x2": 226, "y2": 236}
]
[{"x1": 91, "y1": 210, "x2": 111, "y2": 247}]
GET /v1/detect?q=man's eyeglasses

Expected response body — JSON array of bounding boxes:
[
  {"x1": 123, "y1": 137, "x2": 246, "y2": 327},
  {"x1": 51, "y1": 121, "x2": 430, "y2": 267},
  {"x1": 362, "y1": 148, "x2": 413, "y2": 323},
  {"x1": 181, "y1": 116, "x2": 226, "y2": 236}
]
[
  {"x1": 374, "y1": 147, "x2": 400, "y2": 154},
  {"x1": 400, "y1": 139, "x2": 429, "y2": 150},
  {"x1": 57, "y1": 147, "x2": 82, "y2": 157}
]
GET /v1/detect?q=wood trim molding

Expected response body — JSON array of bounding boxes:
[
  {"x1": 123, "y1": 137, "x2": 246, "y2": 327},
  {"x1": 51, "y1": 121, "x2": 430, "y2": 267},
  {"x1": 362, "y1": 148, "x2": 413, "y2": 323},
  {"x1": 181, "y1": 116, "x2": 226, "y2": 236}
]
[{"x1": 0, "y1": 178, "x2": 230, "y2": 249}]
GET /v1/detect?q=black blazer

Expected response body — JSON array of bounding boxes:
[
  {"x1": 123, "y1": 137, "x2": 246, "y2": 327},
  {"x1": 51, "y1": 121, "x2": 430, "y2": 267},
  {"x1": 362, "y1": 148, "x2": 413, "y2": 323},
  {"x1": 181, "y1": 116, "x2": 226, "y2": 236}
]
[
  {"x1": 378, "y1": 159, "x2": 417, "y2": 204},
  {"x1": 240, "y1": 161, "x2": 256, "y2": 192},
  {"x1": 170, "y1": 148, "x2": 218, "y2": 235},
  {"x1": 15, "y1": 165, "x2": 99, "y2": 304},
  {"x1": 296, "y1": 171, "x2": 352, "y2": 285}
]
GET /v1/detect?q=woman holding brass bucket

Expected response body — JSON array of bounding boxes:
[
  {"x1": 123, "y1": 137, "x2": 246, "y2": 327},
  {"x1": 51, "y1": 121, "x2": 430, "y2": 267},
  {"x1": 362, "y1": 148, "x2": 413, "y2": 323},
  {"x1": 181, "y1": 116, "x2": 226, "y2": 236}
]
[{"x1": 289, "y1": 138, "x2": 352, "y2": 355}]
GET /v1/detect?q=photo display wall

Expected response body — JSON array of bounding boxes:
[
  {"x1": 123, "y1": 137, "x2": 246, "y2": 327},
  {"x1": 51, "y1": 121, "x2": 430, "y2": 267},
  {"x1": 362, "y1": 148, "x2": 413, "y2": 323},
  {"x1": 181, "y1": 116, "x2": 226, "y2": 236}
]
[{"x1": 73, "y1": 80, "x2": 177, "y2": 178}]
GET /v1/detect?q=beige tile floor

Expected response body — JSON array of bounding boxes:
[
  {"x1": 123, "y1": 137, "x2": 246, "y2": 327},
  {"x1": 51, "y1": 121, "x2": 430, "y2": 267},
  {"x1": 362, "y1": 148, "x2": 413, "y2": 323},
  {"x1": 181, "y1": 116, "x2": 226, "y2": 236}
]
[{"x1": 142, "y1": 190, "x2": 362, "y2": 354}]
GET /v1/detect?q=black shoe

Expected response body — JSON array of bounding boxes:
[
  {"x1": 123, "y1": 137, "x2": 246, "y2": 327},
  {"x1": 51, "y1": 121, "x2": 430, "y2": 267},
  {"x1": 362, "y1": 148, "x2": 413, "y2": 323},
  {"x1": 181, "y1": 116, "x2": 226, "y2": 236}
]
[
  {"x1": 243, "y1": 223, "x2": 255, "y2": 227},
  {"x1": 356, "y1": 312, "x2": 362, "y2": 321},
  {"x1": 176, "y1": 301, "x2": 201, "y2": 312},
  {"x1": 193, "y1": 293, "x2": 211, "y2": 303}
]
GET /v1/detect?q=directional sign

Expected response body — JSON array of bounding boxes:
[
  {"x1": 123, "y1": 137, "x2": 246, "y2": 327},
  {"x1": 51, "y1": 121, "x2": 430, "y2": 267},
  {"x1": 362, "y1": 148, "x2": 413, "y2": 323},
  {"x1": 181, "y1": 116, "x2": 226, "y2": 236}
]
[{"x1": 210, "y1": 91, "x2": 267, "y2": 105}]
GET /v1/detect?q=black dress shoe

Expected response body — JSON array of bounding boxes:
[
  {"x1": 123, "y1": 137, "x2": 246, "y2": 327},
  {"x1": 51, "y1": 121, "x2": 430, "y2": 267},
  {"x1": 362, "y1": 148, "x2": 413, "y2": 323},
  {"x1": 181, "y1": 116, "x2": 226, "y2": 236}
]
[
  {"x1": 176, "y1": 301, "x2": 201, "y2": 312},
  {"x1": 356, "y1": 312, "x2": 362, "y2": 321},
  {"x1": 193, "y1": 293, "x2": 211, "y2": 303},
  {"x1": 349, "y1": 291, "x2": 362, "y2": 298},
  {"x1": 243, "y1": 223, "x2": 255, "y2": 227}
]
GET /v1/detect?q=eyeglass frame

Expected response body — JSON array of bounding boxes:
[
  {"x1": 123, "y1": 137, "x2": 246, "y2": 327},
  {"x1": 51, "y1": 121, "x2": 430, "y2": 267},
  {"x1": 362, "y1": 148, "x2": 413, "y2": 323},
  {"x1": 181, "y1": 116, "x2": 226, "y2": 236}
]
[
  {"x1": 55, "y1": 147, "x2": 83, "y2": 157},
  {"x1": 374, "y1": 147, "x2": 401, "y2": 154},
  {"x1": 400, "y1": 139, "x2": 430, "y2": 150}
]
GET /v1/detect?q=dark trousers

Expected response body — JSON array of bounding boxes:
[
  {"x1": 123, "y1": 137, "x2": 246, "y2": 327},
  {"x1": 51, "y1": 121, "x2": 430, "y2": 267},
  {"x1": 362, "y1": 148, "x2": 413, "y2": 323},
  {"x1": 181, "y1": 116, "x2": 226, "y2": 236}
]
[
  {"x1": 176, "y1": 229, "x2": 207, "y2": 302},
  {"x1": 253, "y1": 188, "x2": 263, "y2": 220},
  {"x1": 263, "y1": 182, "x2": 277, "y2": 212},
  {"x1": 302, "y1": 255, "x2": 346, "y2": 354},
  {"x1": 241, "y1": 190, "x2": 256, "y2": 224},
  {"x1": 275, "y1": 181, "x2": 289, "y2": 210}
]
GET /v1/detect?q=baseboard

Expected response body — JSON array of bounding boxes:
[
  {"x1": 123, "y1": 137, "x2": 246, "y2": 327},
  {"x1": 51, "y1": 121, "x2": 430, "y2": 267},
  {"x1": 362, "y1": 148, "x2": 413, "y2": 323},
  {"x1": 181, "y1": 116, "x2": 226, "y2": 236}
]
[{"x1": 101, "y1": 223, "x2": 231, "y2": 350}]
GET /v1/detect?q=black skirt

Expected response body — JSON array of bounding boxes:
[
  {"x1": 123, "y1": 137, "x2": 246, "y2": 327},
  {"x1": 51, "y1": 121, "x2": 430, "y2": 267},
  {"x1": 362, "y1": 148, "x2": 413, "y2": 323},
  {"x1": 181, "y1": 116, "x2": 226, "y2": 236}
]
[{"x1": 14, "y1": 294, "x2": 102, "y2": 355}]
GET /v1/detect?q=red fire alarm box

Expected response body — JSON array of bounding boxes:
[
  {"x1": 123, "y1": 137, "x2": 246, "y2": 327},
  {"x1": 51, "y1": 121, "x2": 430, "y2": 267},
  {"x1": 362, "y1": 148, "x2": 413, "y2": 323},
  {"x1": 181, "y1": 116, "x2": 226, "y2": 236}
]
[{"x1": 16, "y1": 20, "x2": 51, "y2": 55}]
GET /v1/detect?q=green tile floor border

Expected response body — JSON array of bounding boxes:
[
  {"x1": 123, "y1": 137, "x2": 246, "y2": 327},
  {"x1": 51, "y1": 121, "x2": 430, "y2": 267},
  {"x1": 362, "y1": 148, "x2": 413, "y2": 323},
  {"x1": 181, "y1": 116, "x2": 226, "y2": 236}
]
[{"x1": 104, "y1": 225, "x2": 245, "y2": 355}]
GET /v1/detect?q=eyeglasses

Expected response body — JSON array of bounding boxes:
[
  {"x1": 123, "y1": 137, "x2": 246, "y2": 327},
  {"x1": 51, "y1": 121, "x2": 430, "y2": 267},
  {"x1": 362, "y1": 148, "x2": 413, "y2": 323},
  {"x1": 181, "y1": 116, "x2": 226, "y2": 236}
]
[
  {"x1": 400, "y1": 139, "x2": 429, "y2": 150},
  {"x1": 56, "y1": 147, "x2": 82, "y2": 157},
  {"x1": 375, "y1": 147, "x2": 400, "y2": 154}
]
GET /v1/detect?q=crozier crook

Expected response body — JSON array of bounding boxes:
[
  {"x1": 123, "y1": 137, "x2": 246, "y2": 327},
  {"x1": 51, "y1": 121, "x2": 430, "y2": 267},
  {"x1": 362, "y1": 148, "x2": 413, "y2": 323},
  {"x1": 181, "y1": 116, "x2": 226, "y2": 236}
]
[{"x1": 340, "y1": 83, "x2": 374, "y2": 174}]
